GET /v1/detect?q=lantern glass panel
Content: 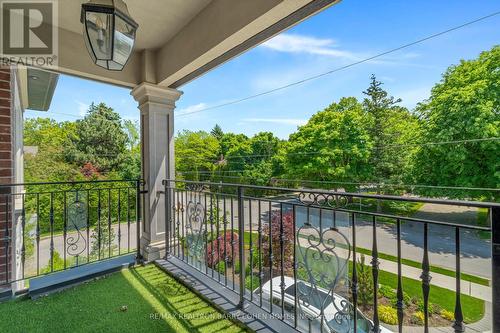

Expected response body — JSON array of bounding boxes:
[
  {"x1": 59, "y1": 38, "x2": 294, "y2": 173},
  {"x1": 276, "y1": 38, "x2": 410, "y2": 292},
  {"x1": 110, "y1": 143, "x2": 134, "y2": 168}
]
[
  {"x1": 113, "y1": 15, "x2": 135, "y2": 66},
  {"x1": 85, "y1": 11, "x2": 113, "y2": 60}
]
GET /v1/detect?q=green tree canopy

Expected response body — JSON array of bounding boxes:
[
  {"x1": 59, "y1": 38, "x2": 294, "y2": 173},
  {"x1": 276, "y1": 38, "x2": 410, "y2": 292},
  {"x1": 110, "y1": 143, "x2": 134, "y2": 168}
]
[
  {"x1": 65, "y1": 103, "x2": 128, "y2": 172},
  {"x1": 175, "y1": 130, "x2": 220, "y2": 180},
  {"x1": 24, "y1": 118, "x2": 76, "y2": 150},
  {"x1": 284, "y1": 97, "x2": 372, "y2": 190},
  {"x1": 412, "y1": 46, "x2": 500, "y2": 199}
]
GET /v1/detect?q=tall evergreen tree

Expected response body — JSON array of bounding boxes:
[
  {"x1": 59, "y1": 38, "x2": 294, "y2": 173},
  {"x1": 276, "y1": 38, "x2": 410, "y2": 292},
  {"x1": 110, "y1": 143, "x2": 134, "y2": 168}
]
[
  {"x1": 363, "y1": 75, "x2": 403, "y2": 184},
  {"x1": 210, "y1": 124, "x2": 224, "y2": 142},
  {"x1": 65, "y1": 103, "x2": 128, "y2": 172}
]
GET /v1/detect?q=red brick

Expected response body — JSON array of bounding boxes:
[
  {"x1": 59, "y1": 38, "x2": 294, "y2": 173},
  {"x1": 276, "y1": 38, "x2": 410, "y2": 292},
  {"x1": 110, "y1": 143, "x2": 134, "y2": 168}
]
[
  {"x1": 0, "y1": 143, "x2": 11, "y2": 151},
  {"x1": 0, "y1": 99, "x2": 9, "y2": 108},
  {"x1": 0, "y1": 107, "x2": 9, "y2": 117},
  {"x1": 0, "y1": 169, "x2": 11, "y2": 177},
  {"x1": 0, "y1": 72, "x2": 9, "y2": 81},
  {"x1": 0, "y1": 124, "x2": 10, "y2": 133},
  {"x1": 0, "y1": 136, "x2": 10, "y2": 145},
  {"x1": 0, "y1": 117, "x2": 10, "y2": 125},
  {"x1": 0, "y1": 125, "x2": 10, "y2": 135},
  {"x1": 0, "y1": 90, "x2": 9, "y2": 99},
  {"x1": 0, "y1": 82, "x2": 9, "y2": 90}
]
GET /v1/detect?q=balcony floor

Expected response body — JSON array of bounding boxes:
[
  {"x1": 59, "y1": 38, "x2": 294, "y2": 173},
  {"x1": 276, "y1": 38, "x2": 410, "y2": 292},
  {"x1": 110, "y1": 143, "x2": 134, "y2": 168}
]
[{"x1": 0, "y1": 264, "x2": 248, "y2": 333}]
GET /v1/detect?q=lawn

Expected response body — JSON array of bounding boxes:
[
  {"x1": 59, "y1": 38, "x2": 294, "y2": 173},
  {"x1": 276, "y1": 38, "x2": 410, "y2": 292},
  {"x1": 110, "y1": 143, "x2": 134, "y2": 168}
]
[{"x1": 0, "y1": 265, "x2": 248, "y2": 333}]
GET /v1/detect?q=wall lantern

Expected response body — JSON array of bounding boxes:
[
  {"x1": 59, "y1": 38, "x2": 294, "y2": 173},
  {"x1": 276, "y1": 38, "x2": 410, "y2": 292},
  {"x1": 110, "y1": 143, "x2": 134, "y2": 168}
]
[{"x1": 81, "y1": 0, "x2": 138, "y2": 71}]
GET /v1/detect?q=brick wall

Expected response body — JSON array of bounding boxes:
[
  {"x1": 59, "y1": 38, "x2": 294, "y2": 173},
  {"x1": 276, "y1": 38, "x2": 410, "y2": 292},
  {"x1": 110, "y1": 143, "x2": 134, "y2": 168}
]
[{"x1": 0, "y1": 67, "x2": 12, "y2": 287}]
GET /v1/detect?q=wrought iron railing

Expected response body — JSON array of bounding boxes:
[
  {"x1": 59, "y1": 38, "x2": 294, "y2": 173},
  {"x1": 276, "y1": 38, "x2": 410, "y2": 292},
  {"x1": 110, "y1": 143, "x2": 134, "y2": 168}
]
[
  {"x1": 163, "y1": 179, "x2": 499, "y2": 333},
  {"x1": 0, "y1": 179, "x2": 143, "y2": 286}
]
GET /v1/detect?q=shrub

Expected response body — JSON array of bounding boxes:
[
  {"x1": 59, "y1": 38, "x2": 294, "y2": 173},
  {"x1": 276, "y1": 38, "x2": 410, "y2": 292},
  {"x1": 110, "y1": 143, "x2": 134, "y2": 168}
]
[
  {"x1": 205, "y1": 205, "x2": 227, "y2": 226},
  {"x1": 215, "y1": 261, "x2": 226, "y2": 274},
  {"x1": 378, "y1": 305, "x2": 398, "y2": 325},
  {"x1": 429, "y1": 303, "x2": 441, "y2": 314},
  {"x1": 380, "y1": 284, "x2": 411, "y2": 307},
  {"x1": 245, "y1": 275, "x2": 261, "y2": 292},
  {"x1": 262, "y1": 211, "x2": 294, "y2": 275},
  {"x1": 415, "y1": 300, "x2": 440, "y2": 315},
  {"x1": 41, "y1": 251, "x2": 65, "y2": 274},
  {"x1": 249, "y1": 247, "x2": 262, "y2": 269},
  {"x1": 356, "y1": 254, "x2": 373, "y2": 308},
  {"x1": 379, "y1": 285, "x2": 396, "y2": 299},
  {"x1": 233, "y1": 260, "x2": 252, "y2": 276},
  {"x1": 410, "y1": 311, "x2": 424, "y2": 325},
  {"x1": 234, "y1": 260, "x2": 240, "y2": 274},
  {"x1": 206, "y1": 231, "x2": 239, "y2": 267},
  {"x1": 90, "y1": 224, "x2": 116, "y2": 259},
  {"x1": 440, "y1": 309, "x2": 455, "y2": 321},
  {"x1": 403, "y1": 292, "x2": 412, "y2": 307}
]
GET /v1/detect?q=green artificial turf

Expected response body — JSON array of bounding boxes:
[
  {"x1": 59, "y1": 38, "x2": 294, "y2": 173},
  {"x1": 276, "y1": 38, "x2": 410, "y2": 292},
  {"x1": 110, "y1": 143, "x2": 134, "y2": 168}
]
[{"x1": 0, "y1": 265, "x2": 248, "y2": 333}]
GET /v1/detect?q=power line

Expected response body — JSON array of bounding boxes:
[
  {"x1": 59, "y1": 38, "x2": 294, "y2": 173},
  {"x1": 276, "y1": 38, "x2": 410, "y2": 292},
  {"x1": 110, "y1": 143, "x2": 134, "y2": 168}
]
[
  {"x1": 176, "y1": 11, "x2": 500, "y2": 118},
  {"x1": 26, "y1": 111, "x2": 84, "y2": 119},
  {"x1": 177, "y1": 137, "x2": 500, "y2": 161},
  {"x1": 176, "y1": 173, "x2": 500, "y2": 192}
]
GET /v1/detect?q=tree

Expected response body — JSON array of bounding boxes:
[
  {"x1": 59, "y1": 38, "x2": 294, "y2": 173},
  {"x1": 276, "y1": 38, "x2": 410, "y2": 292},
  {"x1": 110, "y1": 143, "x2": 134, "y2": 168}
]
[
  {"x1": 24, "y1": 118, "x2": 76, "y2": 150},
  {"x1": 90, "y1": 223, "x2": 117, "y2": 260},
  {"x1": 123, "y1": 119, "x2": 139, "y2": 150},
  {"x1": 210, "y1": 124, "x2": 224, "y2": 142},
  {"x1": 356, "y1": 254, "x2": 374, "y2": 309},
  {"x1": 175, "y1": 130, "x2": 220, "y2": 180},
  {"x1": 24, "y1": 118, "x2": 81, "y2": 183},
  {"x1": 65, "y1": 103, "x2": 128, "y2": 172},
  {"x1": 120, "y1": 119, "x2": 141, "y2": 180},
  {"x1": 363, "y1": 75, "x2": 407, "y2": 184},
  {"x1": 262, "y1": 211, "x2": 294, "y2": 275},
  {"x1": 411, "y1": 46, "x2": 500, "y2": 199},
  {"x1": 284, "y1": 97, "x2": 372, "y2": 191},
  {"x1": 212, "y1": 132, "x2": 281, "y2": 186}
]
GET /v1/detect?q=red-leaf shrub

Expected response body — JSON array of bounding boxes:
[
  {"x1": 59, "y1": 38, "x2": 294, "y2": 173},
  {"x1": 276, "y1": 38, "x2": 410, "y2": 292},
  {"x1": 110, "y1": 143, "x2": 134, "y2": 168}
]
[
  {"x1": 80, "y1": 162, "x2": 100, "y2": 179},
  {"x1": 262, "y1": 210, "x2": 294, "y2": 275},
  {"x1": 206, "y1": 231, "x2": 239, "y2": 267}
]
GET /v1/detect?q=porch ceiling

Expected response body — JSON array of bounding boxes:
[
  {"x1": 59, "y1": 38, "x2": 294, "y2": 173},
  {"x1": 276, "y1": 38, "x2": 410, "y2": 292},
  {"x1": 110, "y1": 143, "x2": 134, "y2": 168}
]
[
  {"x1": 58, "y1": 0, "x2": 213, "y2": 51},
  {"x1": 54, "y1": 0, "x2": 340, "y2": 89}
]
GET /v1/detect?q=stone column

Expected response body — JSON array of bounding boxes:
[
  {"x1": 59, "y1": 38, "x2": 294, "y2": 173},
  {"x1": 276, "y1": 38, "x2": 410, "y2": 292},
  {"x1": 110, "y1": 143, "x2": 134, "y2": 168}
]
[{"x1": 131, "y1": 83, "x2": 182, "y2": 261}]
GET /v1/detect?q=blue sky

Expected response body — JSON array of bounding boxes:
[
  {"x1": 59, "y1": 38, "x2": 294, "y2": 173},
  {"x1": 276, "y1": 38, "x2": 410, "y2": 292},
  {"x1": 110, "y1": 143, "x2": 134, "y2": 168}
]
[{"x1": 25, "y1": 0, "x2": 500, "y2": 139}]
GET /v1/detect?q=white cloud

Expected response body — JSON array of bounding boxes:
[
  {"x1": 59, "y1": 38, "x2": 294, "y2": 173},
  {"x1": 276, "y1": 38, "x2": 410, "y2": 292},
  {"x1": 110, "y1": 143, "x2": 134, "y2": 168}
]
[
  {"x1": 242, "y1": 118, "x2": 307, "y2": 126},
  {"x1": 177, "y1": 102, "x2": 208, "y2": 115},
  {"x1": 261, "y1": 34, "x2": 356, "y2": 59},
  {"x1": 76, "y1": 101, "x2": 89, "y2": 116}
]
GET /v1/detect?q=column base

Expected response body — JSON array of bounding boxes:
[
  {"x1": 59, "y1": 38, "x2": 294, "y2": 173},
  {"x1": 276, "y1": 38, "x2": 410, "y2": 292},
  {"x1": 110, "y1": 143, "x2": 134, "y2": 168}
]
[{"x1": 141, "y1": 240, "x2": 167, "y2": 261}]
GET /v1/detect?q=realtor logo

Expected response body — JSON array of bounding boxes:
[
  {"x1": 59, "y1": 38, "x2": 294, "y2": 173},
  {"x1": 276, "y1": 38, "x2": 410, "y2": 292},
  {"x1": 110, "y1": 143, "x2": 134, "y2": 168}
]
[{"x1": 1, "y1": 0, "x2": 58, "y2": 67}]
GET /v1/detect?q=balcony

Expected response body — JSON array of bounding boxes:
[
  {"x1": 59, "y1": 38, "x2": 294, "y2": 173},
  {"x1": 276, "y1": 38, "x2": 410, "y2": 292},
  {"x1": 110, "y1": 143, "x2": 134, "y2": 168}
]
[
  {"x1": 157, "y1": 179, "x2": 498, "y2": 333},
  {"x1": 0, "y1": 1, "x2": 498, "y2": 332},
  {"x1": 0, "y1": 178, "x2": 497, "y2": 332}
]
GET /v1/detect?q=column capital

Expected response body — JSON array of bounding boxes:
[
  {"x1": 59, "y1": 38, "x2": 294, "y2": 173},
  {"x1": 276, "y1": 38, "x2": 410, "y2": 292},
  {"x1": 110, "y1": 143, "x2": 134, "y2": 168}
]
[{"x1": 130, "y1": 82, "x2": 183, "y2": 108}]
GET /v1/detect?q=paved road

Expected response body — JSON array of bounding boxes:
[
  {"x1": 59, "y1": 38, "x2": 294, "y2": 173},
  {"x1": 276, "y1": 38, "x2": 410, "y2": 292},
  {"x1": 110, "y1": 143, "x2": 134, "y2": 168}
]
[{"x1": 22, "y1": 222, "x2": 138, "y2": 276}]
